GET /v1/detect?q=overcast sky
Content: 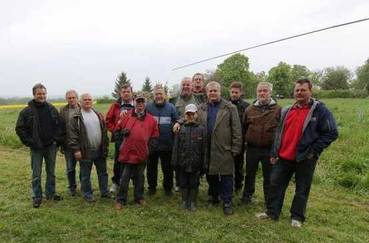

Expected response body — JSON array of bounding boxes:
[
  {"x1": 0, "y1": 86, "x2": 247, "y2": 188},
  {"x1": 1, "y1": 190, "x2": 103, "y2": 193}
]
[{"x1": 1, "y1": 0, "x2": 368, "y2": 97}]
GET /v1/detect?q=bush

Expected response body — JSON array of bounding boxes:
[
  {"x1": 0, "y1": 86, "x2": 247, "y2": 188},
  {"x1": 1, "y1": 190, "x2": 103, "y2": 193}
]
[
  {"x1": 313, "y1": 89, "x2": 368, "y2": 99},
  {"x1": 96, "y1": 96, "x2": 115, "y2": 104}
]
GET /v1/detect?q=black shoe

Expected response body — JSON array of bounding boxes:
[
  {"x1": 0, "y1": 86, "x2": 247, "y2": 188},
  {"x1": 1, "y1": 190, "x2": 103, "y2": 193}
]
[
  {"x1": 84, "y1": 197, "x2": 96, "y2": 203},
  {"x1": 69, "y1": 190, "x2": 77, "y2": 197},
  {"x1": 164, "y1": 190, "x2": 173, "y2": 197},
  {"x1": 46, "y1": 194, "x2": 63, "y2": 201},
  {"x1": 223, "y1": 203, "x2": 234, "y2": 216},
  {"x1": 206, "y1": 196, "x2": 220, "y2": 205},
  {"x1": 147, "y1": 189, "x2": 156, "y2": 196},
  {"x1": 240, "y1": 196, "x2": 252, "y2": 205},
  {"x1": 33, "y1": 198, "x2": 42, "y2": 208}
]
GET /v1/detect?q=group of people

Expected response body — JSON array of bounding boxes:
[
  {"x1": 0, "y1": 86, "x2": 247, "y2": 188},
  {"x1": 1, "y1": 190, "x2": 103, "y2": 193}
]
[{"x1": 15, "y1": 73, "x2": 338, "y2": 228}]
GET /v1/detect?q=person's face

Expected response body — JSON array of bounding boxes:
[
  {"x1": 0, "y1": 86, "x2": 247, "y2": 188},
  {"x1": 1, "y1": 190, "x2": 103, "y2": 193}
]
[
  {"x1": 66, "y1": 93, "x2": 78, "y2": 107},
  {"x1": 135, "y1": 99, "x2": 146, "y2": 112},
  {"x1": 33, "y1": 88, "x2": 47, "y2": 103},
  {"x1": 257, "y1": 85, "x2": 271, "y2": 104},
  {"x1": 181, "y1": 80, "x2": 192, "y2": 96},
  {"x1": 120, "y1": 88, "x2": 133, "y2": 103},
  {"x1": 81, "y1": 95, "x2": 93, "y2": 110},
  {"x1": 154, "y1": 88, "x2": 165, "y2": 104},
  {"x1": 185, "y1": 112, "x2": 198, "y2": 122},
  {"x1": 207, "y1": 85, "x2": 221, "y2": 103},
  {"x1": 193, "y1": 75, "x2": 203, "y2": 89},
  {"x1": 294, "y1": 83, "x2": 312, "y2": 104},
  {"x1": 230, "y1": 88, "x2": 242, "y2": 101}
]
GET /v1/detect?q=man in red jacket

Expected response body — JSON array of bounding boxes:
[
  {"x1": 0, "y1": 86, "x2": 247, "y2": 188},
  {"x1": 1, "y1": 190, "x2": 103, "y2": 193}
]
[
  {"x1": 114, "y1": 93, "x2": 159, "y2": 210},
  {"x1": 106, "y1": 84, "x2": 134, "y2": 193}
]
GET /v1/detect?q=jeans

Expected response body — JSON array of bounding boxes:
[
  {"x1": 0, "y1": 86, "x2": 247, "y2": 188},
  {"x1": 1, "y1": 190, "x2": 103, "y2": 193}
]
[
  {"x1": 64, "y1": 148, "x2": 80, "y2": 192},
  {"x1": 30, "y1": 144, "x2": 57, "y2": 199},
  {"x1": 80, "y1": 149, "x2": 109, "y2": 198},
  {"x1": 242, "y1": 147, "x2": 272, "y2": 202},
  {"x1": 178, "y1": 171, "x2": 200, "y2": 189},
  {"x1": 116, "y1": 163, "x2": 146, "y2": 204},
  {"x1": 147, "y1": 151, "x2": 173, "y2": 192},
  {"x1": 266, "y1": 157, "x2": 317, "y2": 222},
  {"x1": 207, "y1": 174, "x2": 234, "y2": 204},
  {"x1": 111, "y1": 140, "x2": 123, "y2": 185}
]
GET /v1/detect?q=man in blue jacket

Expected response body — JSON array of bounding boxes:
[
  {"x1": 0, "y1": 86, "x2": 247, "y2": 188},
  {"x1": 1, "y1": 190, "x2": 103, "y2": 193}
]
[
  {"x1": 146, "y1": 85, "x2": 179, "y2": 196},
  {"x1": 256, "y1": 78, "x2": 338, "y2": 227}
]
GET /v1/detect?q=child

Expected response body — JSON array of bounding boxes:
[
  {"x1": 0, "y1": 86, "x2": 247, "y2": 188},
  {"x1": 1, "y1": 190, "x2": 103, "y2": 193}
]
[{"x1": 171, "y1": 104, "x2": 207, "y2": 212}]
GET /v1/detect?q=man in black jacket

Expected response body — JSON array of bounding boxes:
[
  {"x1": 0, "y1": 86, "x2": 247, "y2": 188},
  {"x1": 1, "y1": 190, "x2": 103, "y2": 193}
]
[
  {"x1": 16, "y1": 83, "x2": 64, "y2": 208},
  {"x1": 229, "y1": 81, "x2": 250, "y2": 193}
]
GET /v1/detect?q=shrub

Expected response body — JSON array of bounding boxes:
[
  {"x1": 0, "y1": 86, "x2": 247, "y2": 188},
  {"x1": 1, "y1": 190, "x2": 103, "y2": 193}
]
[{"x1": 313, "y1": 89, "x2": 368, "y2": 99}]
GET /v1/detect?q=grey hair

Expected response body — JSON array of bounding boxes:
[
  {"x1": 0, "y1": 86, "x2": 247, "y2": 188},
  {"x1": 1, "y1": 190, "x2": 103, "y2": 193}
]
[
  {"x1": 65, "y1": 89, "x2": 79, "y2": 98},
  {"x1": 80, "y1": 93, "x2": 93, "y2": 100},
  {"x1": 257, "y1": 82, "x2": 273, "y2": 92}
]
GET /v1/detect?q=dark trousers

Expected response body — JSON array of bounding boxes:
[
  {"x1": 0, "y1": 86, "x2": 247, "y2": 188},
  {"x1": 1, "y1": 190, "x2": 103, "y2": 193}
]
[
  {"x1": 179, "y1": 171, "x2": 200, "y2": 189},
  {"x1": 266, "y1": 157, "x2": 317, "y2": 222},
  {"x1": 80, "y1": 150, "x2": 109, "y2": 198},
  {"x1": 207, "y1": 174, "x2": 234, "y2": 204},
  {"x1": 111, "y1": 140, "x2": 123, "y2": 185},
  {"x1": 147, "y1": 151, "x2": 173, "y2": 192},
  {"x1": 234, "y1": 152, "x2": 245, "y2": 190},
  {"x1": 30, "y1": 144, "x2": 57, "y2": 199},
  {"x1": 242, "y1": 147, "x2": 272, "y2": 201},
  {"x1": 116, "y1": 163, "x2": 146, "y2": 204},
  {"x1": 64, "y1": 148, "x2": 80, "y2": 192}
]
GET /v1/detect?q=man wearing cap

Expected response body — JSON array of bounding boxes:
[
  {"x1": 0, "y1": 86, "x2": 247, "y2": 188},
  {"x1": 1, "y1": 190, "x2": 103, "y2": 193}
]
[
  {"x1": 115, "y1": 93, "x2": 159, "y2": 209},
  {"x1": 146, "y1": 85, "x2": 178, "y2": 196},
  {"x1": 106, "y1": 84, "x2": 134, "y2": 193}
]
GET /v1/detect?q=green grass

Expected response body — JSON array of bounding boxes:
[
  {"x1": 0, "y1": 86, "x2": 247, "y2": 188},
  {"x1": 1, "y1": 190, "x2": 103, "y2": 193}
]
[{"x1": 1, "y1": 99, "x2": 369, "y2": 242}]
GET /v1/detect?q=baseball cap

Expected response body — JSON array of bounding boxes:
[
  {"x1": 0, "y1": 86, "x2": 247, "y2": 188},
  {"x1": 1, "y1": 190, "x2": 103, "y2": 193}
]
[
  {"x1": 185, "y1": 104, "x2": 197, "y2": 114},
  {"x1": 134, "y1": 92, "x2": 147, "y2": 102}
]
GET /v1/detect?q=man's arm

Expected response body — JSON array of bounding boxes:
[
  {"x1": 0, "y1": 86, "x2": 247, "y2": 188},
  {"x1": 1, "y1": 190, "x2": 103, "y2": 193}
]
[
  {"x1": 106, "y1": 104, "x2": 116, "y2": 133},
  {"x1": 15, "y1": 109, "x2": 31, "y2": 147},
  {"x1": 230, "y1": 105, "x2": 242, "y2": 156}
]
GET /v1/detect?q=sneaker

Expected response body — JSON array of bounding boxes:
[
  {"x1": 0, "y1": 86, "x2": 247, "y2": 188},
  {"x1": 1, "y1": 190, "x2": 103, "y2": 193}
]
[
  {"x1": 223, "y1": 203, "x2": 234, "y2": 216},
  {"x1": 256, "y1": 212, "x2": 271, "y2": 220},
  {"x1": 137, "y1": 199, "x2": 147, "y2": 205},
  {"x1": 84, "y1": 197, "x2": 96, "y2": 203},
  {"x1": 291, "y1": 219, "x2": 303, "y2": 228},
  {"x1": 115, "y1": 202, "x2": 123, "y2": 210},
  {"x1": 46, "y1": 194, "x2": 63, "y2": 201},
  {"x1": 110, "y1": 183, "x2": 119, "y2": 193},
  {"x1": 33, "y1": 198, "x2": 42, "y2": 208}
]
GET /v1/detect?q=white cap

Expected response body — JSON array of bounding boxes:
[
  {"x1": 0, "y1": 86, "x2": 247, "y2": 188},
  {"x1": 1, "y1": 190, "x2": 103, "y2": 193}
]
[{"x1": 185, "y1": 104, "x2": 197, "y2": 114}]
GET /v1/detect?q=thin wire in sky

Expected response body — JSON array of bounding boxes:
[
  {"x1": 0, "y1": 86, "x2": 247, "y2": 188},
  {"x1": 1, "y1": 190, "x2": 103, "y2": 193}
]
[{"x1": 172, "y1": 17, "x2": 369, "y2": 71}]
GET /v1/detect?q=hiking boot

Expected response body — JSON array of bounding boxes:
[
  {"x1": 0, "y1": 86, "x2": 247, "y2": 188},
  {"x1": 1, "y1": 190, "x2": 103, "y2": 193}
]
[
  {"x1": 46, "y1": 194, "x2": 63, "y2": 201},
  {"x1": 110, "y1": 183, "x2": 119, "y2": 193},
  {"x1": 223, "y1": 203, "x2": 234, "y2": 216},
  {"x1": 189, "y1": 188, "x2": 198, "y2": 212},
  {"x1": 291, "y1": 219, "x2": 303, "y2": 228},
  {"x1": 33, "y1": 198, "x2": 42, "y2": 208}
]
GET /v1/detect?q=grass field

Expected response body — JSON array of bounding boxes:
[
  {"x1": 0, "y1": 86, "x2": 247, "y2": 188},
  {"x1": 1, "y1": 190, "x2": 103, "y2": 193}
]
[{"x1": 0, "y1": 99, "x2": 369, "y2": 242}]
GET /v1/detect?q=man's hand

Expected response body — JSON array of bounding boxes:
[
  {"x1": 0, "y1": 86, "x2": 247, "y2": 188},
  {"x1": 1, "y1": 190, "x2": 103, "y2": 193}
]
[
  {"x1": 270, "y1": 157, "x2": 277, "y2": 165},
  {"x1": 120, "y1": 110, "x2": 128, "y2": 118},
  {"x1": 173, "y1": 123, "x2": 181, "y2": 133},
  {"x1": 74, "y1": 151, "x2": 82, "y2": 161}
]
